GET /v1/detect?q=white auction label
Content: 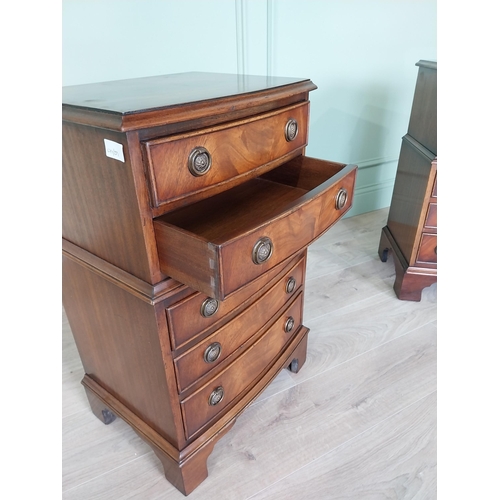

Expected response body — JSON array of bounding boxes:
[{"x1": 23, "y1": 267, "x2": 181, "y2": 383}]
[{"x1": 104, "y1": 139, "x2": 125, "y2": 162}]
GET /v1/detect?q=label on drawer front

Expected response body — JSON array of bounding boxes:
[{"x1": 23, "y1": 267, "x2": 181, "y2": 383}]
[{"x1": 104, "y1": 139, "x2": 125, "y2": 162}]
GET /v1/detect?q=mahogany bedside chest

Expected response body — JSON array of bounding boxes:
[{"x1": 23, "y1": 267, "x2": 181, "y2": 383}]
[
  {"x1": 378, "y1": 60, "x2": 437, "y2": 301},
  {"x1": 62, "y1": 72, "x2": 357, "y2": 495}
]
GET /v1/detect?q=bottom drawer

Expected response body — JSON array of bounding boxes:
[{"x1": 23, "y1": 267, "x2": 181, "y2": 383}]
[
  {"x1": 416, "y1": 233, "x2": 437, "y2": 266},
  {"x1": 180, "y1": 292, "x2": 304, "y2": 439},
  {"x1": 424, "y1": 202, "x2": 437, "y2": 230}
]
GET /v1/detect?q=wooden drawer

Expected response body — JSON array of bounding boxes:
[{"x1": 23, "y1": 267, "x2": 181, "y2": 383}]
[
  {"x1": 424, "y1": 202, "x2": 437, "y2": 230},
  {"x1": 142, "y1": 102, "x2": 309, "y2": 209},
  {"x1": 166, "y1": 253, "x2": 305, "y2": 350},
  {"x1": 154, "y1": 156, "x2": 357, "y2": 300},
  {"x1": 416, "y1": 233, "x2": 437, "y2": 265},
  {"x1": 173, "y1": 258, "x2": 305, "y2": 393},
  {"x1": 180, "y1": 293, "x2": 304, "y2": 438}
]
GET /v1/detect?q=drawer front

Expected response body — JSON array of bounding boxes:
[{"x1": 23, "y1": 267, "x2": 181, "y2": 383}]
[
  {"x1": 416, "y1": 233, "x2": 437, "y2": 265},
  {"x1": 154, "y1": 156, "x2": 357, "y2": 300},
  {"x1": 218, "y1": 169, "x2": 354, "y2": 297},
  {"x1": 174, "y1": 258, "x2": 305, "y2": 392},
  {"x1": 180, "y1": 293, "x2": 303, "y2": 439},
  {"x1": 424, "y1": 202, "x2": 437, "y2": 229},
  {"x1": 166, "y1": 253, "x2": 304, "y2": 350},
  {"x1": 142, "y1": 102, "x2": 309, "y2": 208}
]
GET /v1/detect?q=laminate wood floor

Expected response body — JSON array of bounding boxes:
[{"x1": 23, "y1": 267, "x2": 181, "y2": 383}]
[{"x1": 62, "y1": 208, "x2": 437, "y2": 499}]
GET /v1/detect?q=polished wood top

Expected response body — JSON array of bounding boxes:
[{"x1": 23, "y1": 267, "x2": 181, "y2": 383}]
[{"x1": 62, "y1": 72, "x2": 317, "y2": 131}]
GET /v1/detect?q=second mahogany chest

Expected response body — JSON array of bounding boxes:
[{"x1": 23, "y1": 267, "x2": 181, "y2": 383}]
[{"x1": 378, "y1": 60, "x2": 437, "y2": 300}]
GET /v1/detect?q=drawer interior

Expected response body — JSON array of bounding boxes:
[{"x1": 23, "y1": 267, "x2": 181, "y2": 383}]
[{"x1": 155, "y1": 156, "x2": 348, "y2": 243}]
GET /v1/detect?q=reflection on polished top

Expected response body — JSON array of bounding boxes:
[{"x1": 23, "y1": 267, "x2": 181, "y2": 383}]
[{"x1": 62, "y1": 72, "x2": 317, "y2": 123}]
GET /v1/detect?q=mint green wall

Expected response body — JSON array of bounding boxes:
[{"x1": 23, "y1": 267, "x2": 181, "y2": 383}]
[
  {"x1": 63, "y1": 0, "x2": 436, "y2": 217},
  {"x1": 62, "y1": 0, "x2": 238, "y2": 84}
]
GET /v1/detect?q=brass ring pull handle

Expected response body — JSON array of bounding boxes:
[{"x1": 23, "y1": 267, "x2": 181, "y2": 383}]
[
  {"x1": 200, "y1": 297, "x2": 219, "y2": 317},
  {"x1": 284, "y1": 119, "x2": 299, "y2": 142},
  {"x1": 188, "y1": 146, "x2": 212, "y2": 176},
  {"x1": 335, "y1": 188, "x2": 348, "y2": 210},
  {"x1": 284, "y1": 316, "x2": 295, "y2": 333},
  {"x1": 203, "y1": 342, "x2": 222, "y2": 363},
  {"x1": 208, "y1": 386, "x2": 224, "y2": 406},
  {"x1": 285, "y1": 277, "x2": 296, "y2": 294},
  {"x1": 252, "y1": 237, "x2": 273, "y2": 265}
]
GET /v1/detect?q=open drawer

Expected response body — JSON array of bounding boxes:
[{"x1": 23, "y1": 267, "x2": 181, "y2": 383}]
[{"x1": 154, "y1": 156, "x2": 357, "y2": 300}]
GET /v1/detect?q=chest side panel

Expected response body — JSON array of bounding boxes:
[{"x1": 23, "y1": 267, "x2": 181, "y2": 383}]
[
  {"x1": 386, "y1": 137, "x2": 434, "y2": 265},
  {"x1": 62, "y1": 122, "x2": 153, "y2": 282},
  {"x1": 62, "y1": 255, "x2": 183, "y2": 446}
]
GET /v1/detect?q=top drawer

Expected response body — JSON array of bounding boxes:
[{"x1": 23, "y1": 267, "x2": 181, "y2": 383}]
[
  {"x1": 142, "y1": 102, "x2": 309, "y2": 209},
  {"x1": 154, "y1": 156, "x2": 357, "y2": 300}
]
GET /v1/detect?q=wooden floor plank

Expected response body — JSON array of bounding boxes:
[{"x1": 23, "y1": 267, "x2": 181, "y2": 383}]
[
  {"x1": 303, "y1": 256, "x2": 397, "y2": 322},
  {"x1": 248, "y1": 391, "x2": 437, "y2": 500},
  {"x1": 63, "y1": 452, "x2": 181, "y2": 500},
  {"x1": 297, "y1": 285, "x2": 436, "y2": 383},
  {"x1": 62, "y1": 407, "x2": 152, "y2": 491},
  {"x1": 307, "y1": 208, "x2": 390, "y2": 279}
]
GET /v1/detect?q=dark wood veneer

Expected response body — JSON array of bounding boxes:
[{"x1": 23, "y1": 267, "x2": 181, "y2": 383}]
[{"x1": 379, "y1": 60, "x2": 437, "y2": 301}]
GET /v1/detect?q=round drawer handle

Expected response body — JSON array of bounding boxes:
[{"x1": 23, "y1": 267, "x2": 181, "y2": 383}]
[
  {"x1": 188, "y1": 146, "x2": 212, "y2": 177},
  {"x1": 285, "y1": 119, "x2": 299, "y2": 142},
  {"x1": 200, "y1": 297, "x2": 219, "y2": 318},
  {"x1": 285, "y1": 277, "x2": 296, "y2": 294},
  {"x1": 204, "y1": 342, "x2": 222, "y2": 364},
  {"x1": 284, "y1": 316, "x2": 295, "y2": 333},
  {"x1": 252, "y1": 237, "x2": 273, "y2": 265},
  {"x1": 335, "y1": 188, "x2": 348, "y2": 210},
  {"x1": 208, "y1": 386, "x2": 224, "y2": 406}
]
